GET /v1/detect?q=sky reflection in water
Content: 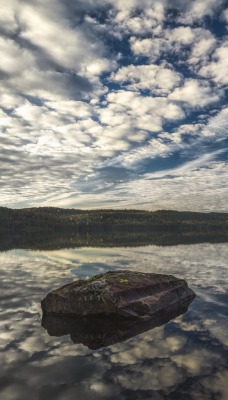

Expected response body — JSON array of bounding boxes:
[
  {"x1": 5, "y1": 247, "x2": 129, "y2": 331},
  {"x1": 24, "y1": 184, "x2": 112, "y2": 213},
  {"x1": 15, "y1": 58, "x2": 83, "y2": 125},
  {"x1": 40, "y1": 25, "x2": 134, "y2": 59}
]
[{"x1": 0, "y1": 243, "x2": 227, "y2": 400}]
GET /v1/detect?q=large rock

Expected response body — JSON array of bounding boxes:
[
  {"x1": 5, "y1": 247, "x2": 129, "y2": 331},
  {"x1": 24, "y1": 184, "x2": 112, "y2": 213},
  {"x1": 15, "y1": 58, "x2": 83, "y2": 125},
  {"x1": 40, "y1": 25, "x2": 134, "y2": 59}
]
[{"x1": 41, "y1": 270, "x2": 195, "y2": 318}]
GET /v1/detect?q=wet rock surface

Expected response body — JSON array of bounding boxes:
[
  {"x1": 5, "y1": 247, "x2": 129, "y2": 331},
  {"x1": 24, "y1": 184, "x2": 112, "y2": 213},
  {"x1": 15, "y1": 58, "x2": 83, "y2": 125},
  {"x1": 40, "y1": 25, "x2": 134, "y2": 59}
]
[
  {"x1": 41, "y1": 270, "x2": 195, "y2": 318},
  {"x1": 42, "y1": 303, "x2": 192, "y2": 349}
]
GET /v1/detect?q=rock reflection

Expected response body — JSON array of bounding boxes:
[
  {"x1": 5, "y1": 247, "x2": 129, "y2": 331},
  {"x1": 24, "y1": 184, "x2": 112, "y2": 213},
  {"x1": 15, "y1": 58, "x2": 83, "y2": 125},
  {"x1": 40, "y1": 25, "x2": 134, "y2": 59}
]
[{"x1": 42, "y1": 302, "x2": 193, "y2": 350}]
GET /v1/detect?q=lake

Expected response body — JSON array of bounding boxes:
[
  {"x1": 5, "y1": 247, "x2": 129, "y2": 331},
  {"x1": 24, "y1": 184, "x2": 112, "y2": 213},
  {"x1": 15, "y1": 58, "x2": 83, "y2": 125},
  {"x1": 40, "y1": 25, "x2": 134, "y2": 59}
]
[{"x1": 0, "y1": 243, "x2": 227, "y2": 400}]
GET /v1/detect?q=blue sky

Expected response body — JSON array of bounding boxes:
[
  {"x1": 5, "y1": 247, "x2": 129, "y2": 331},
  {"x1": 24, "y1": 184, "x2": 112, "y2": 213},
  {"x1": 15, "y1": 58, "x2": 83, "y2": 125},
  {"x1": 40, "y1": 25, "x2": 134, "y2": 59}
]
[{"x1": 0, "y1": 0, "x2": 227, "y2": 211}]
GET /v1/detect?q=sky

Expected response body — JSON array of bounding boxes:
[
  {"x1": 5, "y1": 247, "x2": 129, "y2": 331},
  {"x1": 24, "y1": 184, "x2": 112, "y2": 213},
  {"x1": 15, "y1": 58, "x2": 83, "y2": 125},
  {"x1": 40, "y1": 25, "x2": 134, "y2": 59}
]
[{"x1": 0, "y1": 0, "x2": 227, "y2": 211}]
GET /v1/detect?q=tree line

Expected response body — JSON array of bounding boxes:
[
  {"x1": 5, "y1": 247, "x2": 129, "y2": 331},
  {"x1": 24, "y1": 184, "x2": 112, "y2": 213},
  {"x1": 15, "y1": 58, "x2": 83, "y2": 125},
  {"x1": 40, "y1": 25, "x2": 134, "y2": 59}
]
[{"x1": 0, "y1": 206, "x2": 227, "y2": 251}]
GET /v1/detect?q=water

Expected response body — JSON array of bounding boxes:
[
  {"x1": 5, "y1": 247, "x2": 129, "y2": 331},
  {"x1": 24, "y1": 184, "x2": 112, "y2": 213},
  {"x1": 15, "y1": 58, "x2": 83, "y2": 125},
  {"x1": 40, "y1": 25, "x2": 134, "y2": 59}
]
[{"x1": 0, "y1": 243, "x2": 227, "y2": 400}]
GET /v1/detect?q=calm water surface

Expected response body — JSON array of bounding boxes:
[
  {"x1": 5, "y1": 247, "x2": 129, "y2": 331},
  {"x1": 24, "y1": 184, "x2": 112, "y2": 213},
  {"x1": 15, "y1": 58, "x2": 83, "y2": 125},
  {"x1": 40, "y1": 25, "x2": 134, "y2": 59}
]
[{"x1": 0, "y1": 243, "x2": 227, "y2": 400}]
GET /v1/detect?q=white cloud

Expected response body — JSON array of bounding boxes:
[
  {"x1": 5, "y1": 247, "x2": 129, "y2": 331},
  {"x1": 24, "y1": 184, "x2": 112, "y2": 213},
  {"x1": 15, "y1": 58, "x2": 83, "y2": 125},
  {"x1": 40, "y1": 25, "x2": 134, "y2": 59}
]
[
  {"x1": 160, "y1": 123, "x2": 204, "y2": 144},
  {"x1": 18, "y1": 2, "x2": 116, "y2": 79},
  {"x1": 0, "y1": 36, "x2": 34, "y2": 75},
  {"x1": 112, "y1": 64, "x2": 181, "y2": 94},
  {"x1": 0, "y1": 92, "x2": 24, "y2": 109},
  {"x1": 130, "y1": 26, "x2": 218, "y2": 67},
  {"x1": 107, "y1": 91, "x2": 184, "y2": 120},
  {"x1": 0, "y1": 109, "x2": 14, "y2": 128},
  {"x1": 166, "y1": 26, "x2": 195, "y2": 45},
  {"x1": 45, "y1": 100, "x2": 93, "y2": 119},
  {"x1": 105, "y1": 0, "x2": 167, "y2": 12},
  {"x1": 165, "y1": 27, "x2": 217, "y2": 68},
  {"x1": 111, "y1": 3, "x2": 165, "y2": 36},
  {"x1": 0, "y1": 0, "x2": 19, "y2": 34},
  {"x1": 169, "y1": 79, "x2": 220, "y2": 108},
  {"x1": 0, "y1": 0, "x2": 227, "y2": 210},
  {"x1": 105, "y1": 90, "x2": 185, "y2": 131},
  {"x1": 130, "y1": 37, "x2": 172, "y2": 62},
  {"x1": 189, "y1": 37, "x2": 217, "y2": 66},
  {"x1": 179, "y1": 0, "x2": 225, "y2": 24},
  {"x1": 13, "y1": 102, "x2": 71, "y2": 128},
  {"x1": 80, "y1": 161, "x2": 227, "y2": 212},
  {"x1": 199, "y1": 43, "x2": 228, "y2": 85},
  {"x1": 202, "y1": 107, "x2": 228, "y2": 137},
  {"x1": 0, "y1": 0, "x2": 117, "y2": 110}
]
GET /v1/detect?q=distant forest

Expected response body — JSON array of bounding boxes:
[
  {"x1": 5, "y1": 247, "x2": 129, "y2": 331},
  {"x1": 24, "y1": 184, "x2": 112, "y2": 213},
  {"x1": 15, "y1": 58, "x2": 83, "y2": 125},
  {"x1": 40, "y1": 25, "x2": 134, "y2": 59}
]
[{"x1": 0, "y1": 207, "x2": 227, "y2": 251}]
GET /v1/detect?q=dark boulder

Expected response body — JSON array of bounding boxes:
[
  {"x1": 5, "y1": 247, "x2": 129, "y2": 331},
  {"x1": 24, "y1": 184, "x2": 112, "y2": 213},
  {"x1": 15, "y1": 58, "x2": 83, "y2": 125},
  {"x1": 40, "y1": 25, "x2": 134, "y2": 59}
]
[{"x1": 41, "y1": 270, "x2": 195, "y2": 318}]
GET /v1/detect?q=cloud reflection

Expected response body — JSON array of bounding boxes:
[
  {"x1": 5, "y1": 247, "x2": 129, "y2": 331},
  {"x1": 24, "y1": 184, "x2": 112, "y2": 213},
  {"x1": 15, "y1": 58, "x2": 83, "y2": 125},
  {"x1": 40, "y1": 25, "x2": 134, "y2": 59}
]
[{"x1": 0, "y1": 243, "x2": 227, "y2": 399}]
